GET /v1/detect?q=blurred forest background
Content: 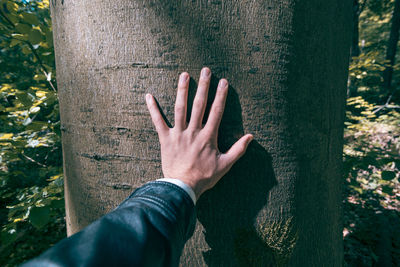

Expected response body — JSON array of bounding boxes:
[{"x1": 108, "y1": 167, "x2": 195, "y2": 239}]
[{"x1": 0, "y1": 0, "x2": 399, "y2": 266}]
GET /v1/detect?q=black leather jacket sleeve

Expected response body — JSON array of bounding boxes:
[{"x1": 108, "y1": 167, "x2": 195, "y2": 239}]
[{"x1": 21, "y1": 181, "x2": 197, "y2": 267}]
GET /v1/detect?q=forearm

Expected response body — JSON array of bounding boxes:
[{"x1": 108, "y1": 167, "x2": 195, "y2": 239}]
[{"x1": 22, "y1": 181, "x2": 196, "y2": 267}]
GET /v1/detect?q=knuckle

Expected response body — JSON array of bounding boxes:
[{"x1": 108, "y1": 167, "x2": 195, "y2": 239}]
[
  {"x1": 193, "y1": 98, "x2": 205, "y2": 109},
  {"x1": 178, "y1": 83, "x2": 188, "y2": 90},
  {"x1": 212, "y1": 107, "x2": 223, "y2": 116},
  {"x1": 175, "y1": 105, "x2": 185, "y2": 113},
  {"x1": 203, "y1": 127, "x2": 216, "y2": 139},
  {"x1": 185, "y1": 128, "x2": 197, "y2": 140},
  {"x1": 217, "y1": 89, "x2": 227, "y2": 99},
  {"x1": 154, "y1": 117, "x2": 164, "y2": 126},
  {"x1": 199, "y1": 79, "x2": 209, "y2": 86},
  {"x1": 149, "y1": 105, "x2": 158, "y2": 114}
]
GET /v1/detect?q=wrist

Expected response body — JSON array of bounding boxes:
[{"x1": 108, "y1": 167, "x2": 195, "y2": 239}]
[
  {"x1": 177, "y1": 179, "x2": 206, "y2": 200},
  {"x1": 156, "y1": 178, "x2": 197, "y2": 204}
]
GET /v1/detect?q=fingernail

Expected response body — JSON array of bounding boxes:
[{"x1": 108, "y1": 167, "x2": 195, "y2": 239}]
[
  {"x1": 201, "y1": 67, "x2": 211, "y2": 78},
  {"x1": 146, "y1": 94, "x2": 152, "y2": 101},
  {"x1": 180, "y1": 72, "x2": 189, "y2": 83},
  {"x1": 219, "y1": 79, "x2": 228, "y2": 88},
  {"x1": 248, "y1": 134, "x2": 254, "y2": 142}
]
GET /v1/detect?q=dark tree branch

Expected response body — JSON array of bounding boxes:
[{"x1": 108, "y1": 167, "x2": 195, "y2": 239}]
[{"x1": 383, "y1": 0, "x2": 400, "y2": 92}]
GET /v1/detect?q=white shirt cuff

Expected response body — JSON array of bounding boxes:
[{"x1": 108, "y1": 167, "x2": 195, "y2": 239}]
[{"x1": 156, "y1": 178, "x2": 196, "y2": 205}]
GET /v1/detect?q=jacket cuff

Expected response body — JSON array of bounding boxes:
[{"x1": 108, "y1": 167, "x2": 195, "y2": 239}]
[
  {"x1": 119, "y1": 181, "x2": 196, "y2": 242},
  {"x1": 156, "y1": 178, "x2": 197, "y2": 204}
]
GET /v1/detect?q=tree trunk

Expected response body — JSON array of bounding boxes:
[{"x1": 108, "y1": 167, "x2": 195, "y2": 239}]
[
  {"x1": 348, "y1": 0, "x2": 361, "y2": 97},
  {"x1": 51, "y1": 0, "x2": 351, "y2": 266},
  {"x1": 383, "y1": 0, "x2": 400, "y2": 91},
  {"x1": 351, "y1": 0, "x2": 361, "y2": 58}
]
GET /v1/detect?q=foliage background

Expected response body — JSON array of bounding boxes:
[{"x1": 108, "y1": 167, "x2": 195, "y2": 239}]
[
  {"x1": 0, "y1": 0, "x2": 399, "y2": 266},
  {"x1": 0, "y1": 0, "x2": 64, "y2": 265}
]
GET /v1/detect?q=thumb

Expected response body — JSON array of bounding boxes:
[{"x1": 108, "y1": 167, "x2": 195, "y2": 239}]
[{"x1": 220, "y1": 134, "x2": 253, "y2": 169}]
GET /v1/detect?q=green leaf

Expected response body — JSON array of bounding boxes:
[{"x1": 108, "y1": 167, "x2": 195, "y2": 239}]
[
  {"x1": 6, "y1": 1, "x2": 19, "y2": 13},
  {"x1": 9, "y1": 38, "x2": 22, "y2": 47},
  {"x1": 11, "y1": 33, "x2": 28, "y2": 41},
  {"x1": 29, "y1": 206, "x2": 50, "y2": 229},
  {"x1": 20, "y1": 12, "x2": 40, "y2": 25},
  {"x1": 0, "y1": 133, "x2": 13, "y2": 140},
  {"x1": 21, "y1": 45, "x2": 31, "y2": 55},
  {"x1": 16, "y1": 92, "x2": 33, "y2": 106},
  {"x1": 381, "y1": 171, "x2": 396, "y2": 181},
  {"x1": 26, "y1": 121, "x2": 48, "y2": 131},
  {"x1": 8, "y1": 14, "x2": 19, "y2": 24},
  {"x1": 28, "y1": 29, "x2": 42, "y2": 45},
  {"x1": 50, "y1": 199, "x2": 65, "y2": 209},
  {"x1": 45, "y1": 30, "x2": 53, "y2": 48},
  {"x1": 33, "y1": 73, "x2": 47, "y2": 81},
  {"x1": 15, "y1": 23, "x2": 32, "y2": 34}
]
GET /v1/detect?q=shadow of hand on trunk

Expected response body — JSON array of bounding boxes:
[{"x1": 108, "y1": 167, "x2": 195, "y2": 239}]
[{"x1": 187, "y1": 75, "x2": 278, "y2": 266}]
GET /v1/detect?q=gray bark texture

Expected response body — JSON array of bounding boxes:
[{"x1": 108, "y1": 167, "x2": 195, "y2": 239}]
[{"x1": 51, "y1": 0, "x2": 351, "y2": 266}]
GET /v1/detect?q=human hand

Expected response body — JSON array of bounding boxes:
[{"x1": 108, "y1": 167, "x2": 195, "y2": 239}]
[{"x1": 146, "y1": 67, "x2": 253, "y2": 200}]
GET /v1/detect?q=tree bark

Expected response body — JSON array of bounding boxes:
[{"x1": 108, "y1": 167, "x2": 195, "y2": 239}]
[
  {"x1": 383, "y1": 0, "x2": 400, "y2": 91},
  {"x1": 351, "y1": 0, "x2": 361, "y2": 58},
  {"x1": 51, "y1": 0, "x2": 351, "y2": 266},
  {"x1": 348, "y1": 0, "x2": 361, "y2": 97}
]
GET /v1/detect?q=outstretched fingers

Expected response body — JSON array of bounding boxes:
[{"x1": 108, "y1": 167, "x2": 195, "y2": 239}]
[
  {"x1": 146, "y1": 94, "x2": 169, "y2": 137},
  {"x1": 174, "y1": 72, "x2": 189, "y2": 130},
  {"x1": 189, "y1": 67, "x2": 211, "y2": 128},
  {"x1": 205, "y1": 78, "x2": 228, "y2": 134}
]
